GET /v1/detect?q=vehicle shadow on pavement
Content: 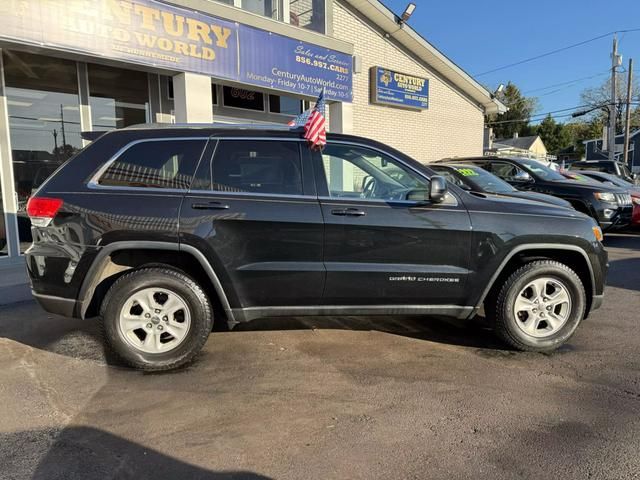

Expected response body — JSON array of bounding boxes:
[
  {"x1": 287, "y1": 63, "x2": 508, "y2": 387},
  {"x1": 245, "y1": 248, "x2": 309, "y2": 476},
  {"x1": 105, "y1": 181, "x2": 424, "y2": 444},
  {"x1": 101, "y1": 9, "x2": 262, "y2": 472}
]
[
  {"x1": 0, "y1": 302, "x2": 119, "y2": 365},
  {"x1": 232, "y1": 315, "x2": 506, "y2": 350},
  {"x1": 0, "y1": 302, "x2": 508, "y2": 368},
  {"x1": 606, "y1": 257, "x2": 640, "y2": 292},
  {"x1": 603, "y1": 232, "x2": 640, "y2": 250},
  {"x1": 1, "y1": 426, "x2": 273, "y2": 480}
]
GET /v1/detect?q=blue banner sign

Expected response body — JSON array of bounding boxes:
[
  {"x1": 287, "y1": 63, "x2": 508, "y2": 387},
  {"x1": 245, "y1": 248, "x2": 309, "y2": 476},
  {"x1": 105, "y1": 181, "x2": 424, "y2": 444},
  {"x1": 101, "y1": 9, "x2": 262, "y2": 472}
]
[
  {"x1": 0, "y1": 0, "x2": 352, "y2": 102},
  {"x1": 240, "y1": 28, "x2": 352, "y2": 102},
  {"x1": 371, "y1": 67, "x2": 428, "y2": 109}
]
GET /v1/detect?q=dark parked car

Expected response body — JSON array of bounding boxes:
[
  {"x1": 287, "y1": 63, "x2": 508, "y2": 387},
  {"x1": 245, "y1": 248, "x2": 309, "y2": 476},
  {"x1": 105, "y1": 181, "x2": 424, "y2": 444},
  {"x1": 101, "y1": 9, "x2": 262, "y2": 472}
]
[
  {"x1": 26, "y1": 125, "x2": 607, "y2": 370},
  {"x1": 569, "y1": 160, "x2": 637, "y2": 185},
  {"x1": 430, "y1": 163, "x2": 573, "y2": 209},
  {"x1": 443, "y1": 156, "x2": 632, "y2": 231},
  {"x1": 566, "y1": 170, "x2": 640, "y2": 228}
]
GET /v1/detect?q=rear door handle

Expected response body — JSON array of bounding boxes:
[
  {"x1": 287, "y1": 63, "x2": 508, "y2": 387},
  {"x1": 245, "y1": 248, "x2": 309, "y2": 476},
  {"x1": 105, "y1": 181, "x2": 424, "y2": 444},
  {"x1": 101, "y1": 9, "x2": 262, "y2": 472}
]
[
  {"x1": 331, "y1": 208, "x2": 366, "y2": 217},
  {"x1": 191, "y1": 201, "x2": 230, "y2": 210}
]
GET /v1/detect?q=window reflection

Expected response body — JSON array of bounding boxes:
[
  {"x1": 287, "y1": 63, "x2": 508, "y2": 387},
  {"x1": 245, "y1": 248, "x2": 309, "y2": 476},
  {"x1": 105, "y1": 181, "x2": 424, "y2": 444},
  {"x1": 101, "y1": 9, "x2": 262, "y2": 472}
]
[
  {"x1": 3, "y1": 50, "x2": 82, "y2": 252},
  {"x1": 289, "y1": 0, "x2": 325, "y2": 33},
  {"x1": 269, "y1": 94, "x2": 303, "y2": 115},
  {"x1": 209, "y1": 0, "x2": 325, "y2": 33},
  {"x1": 88, "y1": 64, "x2": 149, "y2": 129}
]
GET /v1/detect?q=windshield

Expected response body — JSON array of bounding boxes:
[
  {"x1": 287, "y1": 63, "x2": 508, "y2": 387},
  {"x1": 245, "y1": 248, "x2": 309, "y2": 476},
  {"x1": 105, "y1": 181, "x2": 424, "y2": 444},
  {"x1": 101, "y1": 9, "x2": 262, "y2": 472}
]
[
  {"x1": 517, "y1": 158, "x2": 566, "y2": 181},
  {"x1": 453, "y1": 166, "x2": 515, "y2": 193}
]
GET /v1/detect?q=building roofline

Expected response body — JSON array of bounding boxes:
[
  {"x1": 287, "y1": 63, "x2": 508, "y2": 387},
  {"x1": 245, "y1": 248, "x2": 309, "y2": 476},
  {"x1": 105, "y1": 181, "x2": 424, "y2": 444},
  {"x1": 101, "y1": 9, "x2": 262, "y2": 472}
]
[
  {"x1": 338, "y1": 0, "x2": 507, "y2": 115},
  {"x1": 582, "y1": 129, "x2": 640, "y2": 144}
]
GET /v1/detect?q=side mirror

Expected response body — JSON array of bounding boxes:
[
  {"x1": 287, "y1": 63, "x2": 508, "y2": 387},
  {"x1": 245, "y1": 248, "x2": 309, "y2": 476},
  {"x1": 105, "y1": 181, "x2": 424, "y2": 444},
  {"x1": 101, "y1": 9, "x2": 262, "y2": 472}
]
[
  {"x1": 429, "y1": 175, "x2": 448, "y2": 203},
  {"x1": 513, "y1": 171, "x2": 533, "y2": 182}
]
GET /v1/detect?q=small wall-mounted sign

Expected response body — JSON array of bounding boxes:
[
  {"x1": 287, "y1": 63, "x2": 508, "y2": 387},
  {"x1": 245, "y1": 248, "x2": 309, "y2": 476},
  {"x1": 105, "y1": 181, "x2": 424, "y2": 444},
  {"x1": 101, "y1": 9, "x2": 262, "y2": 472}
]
[{"x1": 370, "y1": 67, "x2": 429, "y2": 110}]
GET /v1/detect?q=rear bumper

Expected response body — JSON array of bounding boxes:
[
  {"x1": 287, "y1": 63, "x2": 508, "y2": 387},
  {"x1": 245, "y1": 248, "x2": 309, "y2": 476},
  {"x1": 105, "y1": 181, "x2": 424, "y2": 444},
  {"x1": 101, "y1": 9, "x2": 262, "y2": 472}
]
[{"x1": 32, "y1": 292, "x2": 77, "y2": 317}]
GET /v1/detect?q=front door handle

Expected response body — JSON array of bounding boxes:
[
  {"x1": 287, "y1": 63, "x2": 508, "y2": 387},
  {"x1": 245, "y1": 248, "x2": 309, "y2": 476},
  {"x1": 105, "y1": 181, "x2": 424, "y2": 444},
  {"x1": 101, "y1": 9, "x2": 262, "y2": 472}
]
[
  {"x1": 191, "y1": 201, "x2": 230, "y2": 210},
  {"x1": 331, "y1": 208, "x2": 366, "y2": 217}
]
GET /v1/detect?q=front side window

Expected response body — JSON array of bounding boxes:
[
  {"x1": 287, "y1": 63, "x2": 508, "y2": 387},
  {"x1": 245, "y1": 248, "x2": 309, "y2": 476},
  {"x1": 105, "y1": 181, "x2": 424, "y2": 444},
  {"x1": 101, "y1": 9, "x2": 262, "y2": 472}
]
[
  {"x1": 487, "y1": 161, "x2": 533, "y2": 183},
  {"x1": 321, "y1": 144, "x2": 427, "y2": 201},
  {"x1": 620, "y1": 164, "x2": 633, "y2": 178},
  {"x1": 516, "y1": 158, "x2": 565, "y2": 181},
  {"x1": 210, "y1": 140, "x2": 304, "y2": 195},
  {"x1": 97, "y1": 140, "x2": 206, "y2": 189}
]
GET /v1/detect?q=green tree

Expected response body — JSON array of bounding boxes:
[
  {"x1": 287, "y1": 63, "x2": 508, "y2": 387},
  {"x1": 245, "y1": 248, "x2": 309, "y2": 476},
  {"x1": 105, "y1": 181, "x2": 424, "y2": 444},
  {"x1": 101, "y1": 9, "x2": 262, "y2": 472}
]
[
  {"x1": 536, "y1": 115, "x2": 571, "y2": 154},
  {"x1": 486, "y1": 81, "x2": 539, "y2": 139},
  {"x1": 563, "y1": 118, "x2": 605, "y2": 157}
]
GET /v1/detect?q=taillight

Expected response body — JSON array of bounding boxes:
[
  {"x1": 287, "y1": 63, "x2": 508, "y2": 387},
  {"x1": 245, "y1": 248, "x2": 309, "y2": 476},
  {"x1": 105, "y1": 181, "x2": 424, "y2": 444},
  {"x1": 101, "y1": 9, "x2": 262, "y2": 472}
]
[{"x1": 26, "y1": 197, "x2": 63, "y2": 227}]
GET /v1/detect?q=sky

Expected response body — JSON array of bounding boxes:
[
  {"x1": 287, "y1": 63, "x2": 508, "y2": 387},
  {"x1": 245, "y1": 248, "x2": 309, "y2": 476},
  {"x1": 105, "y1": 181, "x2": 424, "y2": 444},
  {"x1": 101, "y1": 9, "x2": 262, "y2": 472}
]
[{"x1": 381, "y1": 0, "x2": 640, "y2": 124}]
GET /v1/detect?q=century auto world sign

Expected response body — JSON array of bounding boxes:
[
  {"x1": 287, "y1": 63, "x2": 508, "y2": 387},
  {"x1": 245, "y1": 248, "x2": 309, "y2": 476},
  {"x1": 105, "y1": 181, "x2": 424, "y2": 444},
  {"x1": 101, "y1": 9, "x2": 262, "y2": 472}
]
[{"x1": 0, "y1": 0, "x2": 353, "y2": 102}]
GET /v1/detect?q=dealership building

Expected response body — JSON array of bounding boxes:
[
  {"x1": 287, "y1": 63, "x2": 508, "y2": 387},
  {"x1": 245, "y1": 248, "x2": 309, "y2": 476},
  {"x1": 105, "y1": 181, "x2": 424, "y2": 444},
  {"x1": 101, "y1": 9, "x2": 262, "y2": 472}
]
[{"x1": 0, "y1": 0, "x2": 504, "y2": 285}]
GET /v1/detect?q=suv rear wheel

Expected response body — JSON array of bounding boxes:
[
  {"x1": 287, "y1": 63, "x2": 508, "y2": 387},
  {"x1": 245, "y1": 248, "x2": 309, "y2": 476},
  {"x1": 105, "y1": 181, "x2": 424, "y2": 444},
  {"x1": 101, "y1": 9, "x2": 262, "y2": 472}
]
[
  {"x1": 491, "y1": 260, "x2": 586, "y2": 352},
  {"x1": 100, "y1": 267, "x2": 213, "y2": 371}
]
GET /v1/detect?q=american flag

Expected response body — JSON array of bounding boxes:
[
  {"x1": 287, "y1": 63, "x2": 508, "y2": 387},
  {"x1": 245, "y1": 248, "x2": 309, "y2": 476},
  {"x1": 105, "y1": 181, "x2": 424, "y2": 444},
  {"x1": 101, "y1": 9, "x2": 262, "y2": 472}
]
[{"x1": 288, "y1": 89, "x2": 327, "y2": 149}]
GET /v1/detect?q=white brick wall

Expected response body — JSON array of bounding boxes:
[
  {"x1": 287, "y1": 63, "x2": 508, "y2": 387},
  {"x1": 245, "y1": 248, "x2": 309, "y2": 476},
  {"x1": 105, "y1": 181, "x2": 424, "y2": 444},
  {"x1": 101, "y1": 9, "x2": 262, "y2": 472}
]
[{"x1": 332, "y1": 1, "x2": 485, "y2": 162}]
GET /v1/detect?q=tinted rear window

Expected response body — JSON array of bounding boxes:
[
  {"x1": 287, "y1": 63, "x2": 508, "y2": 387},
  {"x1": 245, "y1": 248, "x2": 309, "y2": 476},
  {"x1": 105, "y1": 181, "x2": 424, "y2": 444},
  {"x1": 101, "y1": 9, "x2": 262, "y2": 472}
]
[
  {"x1": 207, "y1": 140, "x2": 304, "y2": 195},
  {"x1": 571, "y1": 163, "x2": 611, "y2": 173},
  {"x1": 98, "y1": 139, "x2": 206, "y2": 189}
]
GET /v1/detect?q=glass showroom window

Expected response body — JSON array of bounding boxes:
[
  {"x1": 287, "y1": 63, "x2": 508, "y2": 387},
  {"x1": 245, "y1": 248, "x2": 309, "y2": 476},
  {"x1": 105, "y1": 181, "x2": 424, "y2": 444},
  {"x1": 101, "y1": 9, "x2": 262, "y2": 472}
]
[
  {"x1": 3, "y1": 50, "x2": 83, "y2": 253},
  {"x1": 211, "y1": 0, "x2": 325, "y2": 32},
  {"x1": 214, "y1": 0, "x2": 281, "y2": 21},
  {"x1": 88, "y1": 64, "x2": 149, "y2": 129},
  {"x1": 269, "y1": 94, "x2": 304, "y2": 115},
  {"x1": 289, "y1": 0, "x2": 325, "y2": 33}
]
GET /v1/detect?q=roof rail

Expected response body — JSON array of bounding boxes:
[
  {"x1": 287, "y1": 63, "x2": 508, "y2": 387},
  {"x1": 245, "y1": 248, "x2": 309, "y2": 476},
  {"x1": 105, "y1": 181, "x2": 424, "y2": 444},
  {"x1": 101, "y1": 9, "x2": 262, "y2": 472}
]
[{"x1": 122, "y1": 122, "x2": 295, "y2": 130}]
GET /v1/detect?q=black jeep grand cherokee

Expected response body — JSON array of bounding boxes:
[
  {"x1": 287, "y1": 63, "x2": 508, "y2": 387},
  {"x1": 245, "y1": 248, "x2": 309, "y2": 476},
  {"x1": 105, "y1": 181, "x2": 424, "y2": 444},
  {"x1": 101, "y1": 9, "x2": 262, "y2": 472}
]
[{"x1": 26, "y1": 125, "x2": 607, "y2": 370}]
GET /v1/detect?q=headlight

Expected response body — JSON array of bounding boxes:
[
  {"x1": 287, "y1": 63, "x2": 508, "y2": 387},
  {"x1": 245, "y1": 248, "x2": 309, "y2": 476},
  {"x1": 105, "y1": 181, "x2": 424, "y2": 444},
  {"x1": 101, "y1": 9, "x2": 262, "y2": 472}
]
[
  {"x1": 632, "y1": 196, "x2": 640, "y2": 205},
  {"x1": 594, "y1": 192, "x2": 616, "y2": 203}
]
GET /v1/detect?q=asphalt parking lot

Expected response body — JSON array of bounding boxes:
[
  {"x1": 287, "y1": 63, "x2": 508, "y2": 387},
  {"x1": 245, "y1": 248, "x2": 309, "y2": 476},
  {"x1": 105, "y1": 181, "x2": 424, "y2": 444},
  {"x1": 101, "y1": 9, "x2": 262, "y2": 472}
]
[{"x1": 1, "y1": 233, "x2": 639, "y2": 480}]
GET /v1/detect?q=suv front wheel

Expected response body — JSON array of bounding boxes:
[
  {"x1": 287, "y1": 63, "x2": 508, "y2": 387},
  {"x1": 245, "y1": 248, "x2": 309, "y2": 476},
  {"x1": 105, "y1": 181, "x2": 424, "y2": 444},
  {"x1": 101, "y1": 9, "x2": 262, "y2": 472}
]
[
  {"x1": 100, "y1": 267, "x2": 213, "y2": 371},
  {"x1": 491, "y1": 260, "x2": 586, "y2": 352}
]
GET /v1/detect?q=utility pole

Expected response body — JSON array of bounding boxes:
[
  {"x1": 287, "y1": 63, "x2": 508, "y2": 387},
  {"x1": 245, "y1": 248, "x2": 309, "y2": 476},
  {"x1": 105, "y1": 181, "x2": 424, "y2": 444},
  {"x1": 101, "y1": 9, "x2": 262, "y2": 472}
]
[
  {"x1": 608, "y1": 35, "x2": 619, "y2": 162},
  {"x1": 60, "y1": 104, "x2": 67, "y2": 148},
  {"x1": 623, "y1": 58, "x2": 634, "y2": 167}
]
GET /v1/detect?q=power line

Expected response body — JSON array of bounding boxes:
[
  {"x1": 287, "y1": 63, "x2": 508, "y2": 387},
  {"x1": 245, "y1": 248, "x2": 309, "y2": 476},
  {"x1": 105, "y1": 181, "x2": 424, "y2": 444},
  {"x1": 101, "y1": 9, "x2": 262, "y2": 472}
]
[
  {"x1": 474, "y1": 28, "x2": 640, "y2": 77},
  {"x1": 486, "y1": 102, "x2": 640, "y2": 126},
  {"x1": 523, "y1": 71, "x2": 609, "y2": 94},
  {"x1": 488, "y1": 112, "x2": 578, "y2": 126},
  {"x1": 486, "y1": 104, "x2": 592, "y2": 125}
]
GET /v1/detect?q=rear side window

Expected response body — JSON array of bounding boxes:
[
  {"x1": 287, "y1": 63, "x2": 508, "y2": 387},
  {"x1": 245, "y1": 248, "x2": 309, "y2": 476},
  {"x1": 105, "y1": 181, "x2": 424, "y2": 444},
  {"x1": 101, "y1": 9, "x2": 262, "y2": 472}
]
[
  {"x1": 97, "y1": 139, "x2": 206, "y2": 189},
  {"x1": 572, "y1": 163, "x2": 609, "y2": 173},
  {"x1": 206, "y1": 140, "x2": 304, "y2": 195}
]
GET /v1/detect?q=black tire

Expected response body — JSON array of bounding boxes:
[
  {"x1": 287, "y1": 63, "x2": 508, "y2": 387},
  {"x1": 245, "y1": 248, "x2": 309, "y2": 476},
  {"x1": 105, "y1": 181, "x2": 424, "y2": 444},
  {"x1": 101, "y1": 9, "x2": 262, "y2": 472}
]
[
  {"x1": 100, "y1": 267, "x2": 213, "y2": 371},
  {"x1": 491, "y1": 260, "x2": 586, "y2": 352}
]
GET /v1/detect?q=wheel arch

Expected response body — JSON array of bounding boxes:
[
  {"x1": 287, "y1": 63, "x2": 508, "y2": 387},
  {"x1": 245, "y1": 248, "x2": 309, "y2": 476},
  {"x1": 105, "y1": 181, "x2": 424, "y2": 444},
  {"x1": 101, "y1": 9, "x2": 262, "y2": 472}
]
[
  {"x1": 77, "y1": 241, "x2": 235, "y2": 325},
  {"x1": 477, "y1": 244, "x2": 595, "y2": 317}
]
